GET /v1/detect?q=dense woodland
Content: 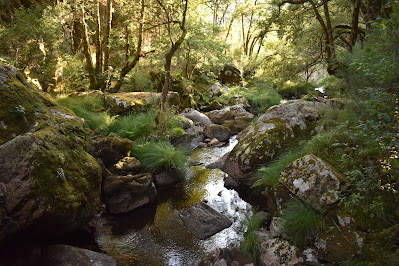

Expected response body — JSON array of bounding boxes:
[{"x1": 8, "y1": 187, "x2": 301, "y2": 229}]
[{"x1": 0, "y1": 0, "x2": 398, "y2": 265}]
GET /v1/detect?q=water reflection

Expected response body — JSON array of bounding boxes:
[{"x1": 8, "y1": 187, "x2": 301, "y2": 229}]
[{"x1": 96, "y1": 136, "x2": 252, "y2": 265}]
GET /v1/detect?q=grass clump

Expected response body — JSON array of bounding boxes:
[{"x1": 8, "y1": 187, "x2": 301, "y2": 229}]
[
  {"x1": 241, "y1": 213, "x2": 263, "y2": 260},
  {"x1": 106, "y1": 111, "x2": 156, "y2": 140},
  {"x1": 133, "y1": 140, "x2": 188, "y2": 177},
  {"x1": 282, "y1": 200, "x2": 325, "y2": 248},
  {"x1": 252, "y1": 147, "x2": 309, "y2": 190},
  {"x1": 57, "y1": 95, "x2": 114, "y2": 133}
]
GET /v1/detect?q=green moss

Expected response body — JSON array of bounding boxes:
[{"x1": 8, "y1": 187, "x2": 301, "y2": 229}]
[{"x1": 30, "y1": 128, "x2": 101, "y2": 217}]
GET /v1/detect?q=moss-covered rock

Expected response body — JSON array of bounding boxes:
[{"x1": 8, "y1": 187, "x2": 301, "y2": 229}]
[
  {"x1": 223, "y1": 100, "x2": 327, "y2": 181},
  {"x1": 0, "y1": 65, "x2": 102, "y2": 240},
  {"x1": 204, "y1": 123, "x2": 230, "y2": 142},
  {"x1": 279, "y1": 154, "x2": 345, "y2": 213},
  {"x1": 206, "y1": 104, "x2": 254, "y2": 133},
  {"x1": 315, "y1": 225, "x2": 366, "y2": 263},
  {"x1": 104, "y1": 91, "x2": 179, "y2": 115},
  {"x1": 88, "y1": 135, "x2": 133, "y2": 166}
]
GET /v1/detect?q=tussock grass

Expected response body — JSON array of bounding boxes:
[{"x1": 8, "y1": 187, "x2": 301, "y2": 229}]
[
  {"x1": 241, "y1": 213, "x2": 263, "y2": 260},
  {"x1": 133, "y1": 141, "x2": 188, "y2": 177},
  {"x1": 282, "y1": 200, "x2": 324, "y2": 248},
  {"x1": 107, "y1": 112, "x2": 156, "y2": 139}
]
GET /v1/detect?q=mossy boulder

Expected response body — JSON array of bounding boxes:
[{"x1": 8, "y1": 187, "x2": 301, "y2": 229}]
[
  {"x1": 0, "y1": 65, "x2": 102, "y2": 240},
  {"x1": 223, "y1": 100, "x2": 327, "y2": 181},
  {"x1": 280, "y1": 154, "x2": 345, "y2": 213},
  {"x1": 104, "y1": 91, "x2": 179, "y2": 115},
  {"x1": 89, "y1": 135, "x2": 133, "y2": 166},
  {"x1": 103, "y1": 173, "x2": 157, "y2": 214},
  {"x1": 204, "y1": 124, "x2": 230, "y2": 142},
  {"x1": 206, "y1": 104, "x2": 254, "y2": 133},
  {"x1": 315, "y1": 225, "x2": 366, "y2": 263}
]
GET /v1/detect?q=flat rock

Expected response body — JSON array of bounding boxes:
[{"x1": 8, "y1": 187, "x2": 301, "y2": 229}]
[
  {"x1": 103, "y1": 173, "x2": 157, "y2": 214},
  {"x1": 181, "y1": 108, "x2": 212, "y2": 126},
  {"x1": 46, "y1": 244, "x2": 116, "y2": 266},
  {"x1": 180, "y1": 202, "x2": 232, "y2": 239}
]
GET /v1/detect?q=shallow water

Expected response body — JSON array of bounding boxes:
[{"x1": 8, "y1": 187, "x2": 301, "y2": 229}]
[{"x1": 96, "y1": 137, "x2": 252, "y2": 265}]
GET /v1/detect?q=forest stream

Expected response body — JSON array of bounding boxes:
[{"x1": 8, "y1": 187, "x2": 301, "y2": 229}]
[{"x1": 95, "y1": 136, "x2": 253, "y2": 265}]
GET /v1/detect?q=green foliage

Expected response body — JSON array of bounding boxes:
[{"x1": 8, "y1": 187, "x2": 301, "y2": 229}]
[
  {"x1": 133, "y1": 140, "x2": 188, "y2": 177},
  {"x1": 278, "y1": 82, "x2": 316, "y2": 99},
  {"x1": 107, "y1": 112, "x2": 156, "y2": 140},
  {"x1": 282, "y1": 200, "x2": 325, "y2": 248},
  {"x1": 253, "y1": 147, "x2": 309, "y2": 190},
  {"x1": 60, "y1": 55, "x2": 88, "y2": 92},
  {"x1": 241, "y1": 213, "x2": 263, "y2": 259},
  {"x1": 229, "y1": 77, "x2": 281, "y2": 113},
  {"x1": 57, "y1": 95, "x2": 113, "y2": 133},
  {"x1": 14, "y1": 105, "x2": 26, "y2": 116}
]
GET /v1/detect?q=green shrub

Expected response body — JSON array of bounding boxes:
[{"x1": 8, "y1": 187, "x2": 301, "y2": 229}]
[
  {"x1": 278, "y1": 82, "x2": 316, "y2": 99},
  {"x1": 107, "y1": 111, "x2": 156, "y2": 140},
  {"x1": 133, "y1": 141, "x2": 188, "y2": 177},
  {"x1": 282, "y1": 200, "x2": 324, "y2": 248},
  {"x1": 252, "y1": 147, "x2": 309, "y2": 190}
]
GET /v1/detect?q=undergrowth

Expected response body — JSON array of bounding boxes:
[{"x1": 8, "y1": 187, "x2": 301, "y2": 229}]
[{"x1": 282, "y1": 200, "x2": 325, "y2": 248}]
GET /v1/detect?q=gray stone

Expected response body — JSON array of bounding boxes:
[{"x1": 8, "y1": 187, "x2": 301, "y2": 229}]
[
  {"x1": 280, "y1": 154, "x2": 343, "y2": 212},
  {"x1": 181, "y1": 108, "x2": 212, "y2": 126},
  {"x1": 173, "y1": 126, "x2": 205, "y2": 150},
  {"x1": 103, "y1": 173, "x2": 157, "y2": 214},
  {"x1": 154, "y1": 170, "x2": 181, "y2": 188},
  {"x1": 180, "y1": 202, "x2": 232, "y2": 239},
  {"x1": 206, "y1": 104, "x2": 254, "y2": 132},
  {"x1": 259, "y1": 236, "x2": 304, "y2": 266},
  {"x1": 224, "y1": 100, "x2": 327, "y2": 181},
  {"x1": 204, "y1": 124, "x2": 230, "y2": 142},
  {"x1": 46, "y1": 244, "x2": 116, "y2": 266},
  {"x1": 209, "y1": 138, "x2": 220, "y2": 146},
  {"x1": 111, "y1": 156, "x2": 141, "y2": 174}
]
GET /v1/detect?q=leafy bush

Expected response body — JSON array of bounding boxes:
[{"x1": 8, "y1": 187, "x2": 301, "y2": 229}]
[
  {"x1": 133, "y1": 141, "x2": 188, "y2": 177},
  {"x1": 282, "y1": 200, "x2": 324, "y2": 248},
  {"x1": 278, "y1": 82, "x2": 316, "y2": 99},
  {"x1": 229, "y1": 78, "x2": 281, "y2": 113}
]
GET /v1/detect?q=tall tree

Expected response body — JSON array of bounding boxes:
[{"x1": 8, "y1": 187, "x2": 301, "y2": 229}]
[{"x1": 156, "y1": 0, "x2": 189, "y2": 114}]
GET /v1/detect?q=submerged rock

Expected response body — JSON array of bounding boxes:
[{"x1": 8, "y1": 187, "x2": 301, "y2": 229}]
[
  {"x1": 0, "y1": 66, "x2": 102, "y2": 240},
  {"x1": 280, "y1": 154, "x2": 344, "y2": 212},
  {"x1": 104, "y1": 91, "x2": 179, "y2": 115},
  {"x1": 103, "y1": 173, "x2": 157, "y2": 214},
  {"x1": 46, "y1": 244, "x2": 116, "y2": 266},
  {"x1": 223, "y1": 100, "x2": 327, "y2": 181},
  {"x1": 180, "y1": 202, "x2": 232, "y2": 239}
]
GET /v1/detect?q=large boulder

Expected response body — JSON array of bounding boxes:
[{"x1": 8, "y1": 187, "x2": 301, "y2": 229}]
[
  {"x1": 103, "y1": 173, "x2": 157, "y2": 214},
  {"x1": 46, "y1": 244, "x2": 116, "y2": 266},
  {"x1": 315, "y1": 225, "x2": 366, "y2": 263},
  {"x1": 218, "y1": 65, "x2": 241, "y2": 84},
  {"x1": 172, "y1": 126, "x2": 205, "y2": 150},
  {"x1": 280, "y1": 154, "x2": 344, "y2": 212},
  {"x1": 104, "y1": 91, "x2": 179, "y2": 115},
  {"x1": 223, "y1": 100, "x2": 327, "y2": 180},
  {"x1": 204, "y1": 124, "x2": 230, "y2": 142},
  {"x1": 0, "y1": 66, "x2": 102, "y2": 240},
  {"x1": 206, "y1": 105, "x2": 254, "y2": 133},
  {"x1": 154, "y1": 170, "x2": 181, "y2": 188},
  {"x1": 89, "y1": 135, "x2": 133, "y2": 166},
  {"x1": 256, "y1": 231, "x2": 304, "y2": 266},
  {"x1": 180, "y1": 202, "x2": 232, "y2": 239},
  {"x1": 181, "y1": 108, "x2": 212, "y2": 127}
]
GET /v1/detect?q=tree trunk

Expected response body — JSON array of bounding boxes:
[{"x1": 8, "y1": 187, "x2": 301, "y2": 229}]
[
  {"x1": 94, "y1": 0, "x2": 102, "y2": 74},
  {"x1": 103, "y1": 0, "x2": 112, "y2": 72},
  {"x1": 350, "y1": 0, "x2": 361, "y2": 49},
  {"x1": 111, "y1": 0, "x2": 145, "y2": 93},
  {"x1": 158, "y1": 0, "x2": 188, "y2": 113},
  {"x1": 80, "y1": 5, "x2": 96, "y2": 90}
]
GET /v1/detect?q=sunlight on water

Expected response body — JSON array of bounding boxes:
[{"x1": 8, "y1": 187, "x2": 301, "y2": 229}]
[{"x1": 96, "y1": 136, "x2": 252, "y2": 266}]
